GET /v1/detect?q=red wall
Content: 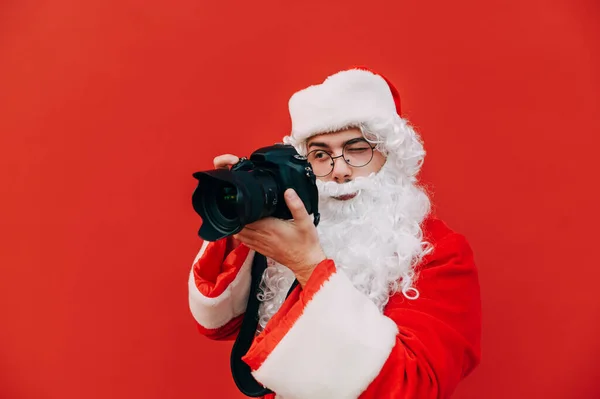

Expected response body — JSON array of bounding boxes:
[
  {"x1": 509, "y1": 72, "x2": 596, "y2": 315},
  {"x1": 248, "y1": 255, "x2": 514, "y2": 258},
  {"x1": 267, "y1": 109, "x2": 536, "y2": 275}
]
[{"x1": 1, "y1": 1, "x2": 599, "y2": 398}]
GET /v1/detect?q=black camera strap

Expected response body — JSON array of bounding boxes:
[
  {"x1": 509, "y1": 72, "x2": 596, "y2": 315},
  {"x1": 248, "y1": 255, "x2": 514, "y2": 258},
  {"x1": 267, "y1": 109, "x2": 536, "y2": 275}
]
[{"x1": 230, "y1": 252, "x2": 299, "y2": 397}]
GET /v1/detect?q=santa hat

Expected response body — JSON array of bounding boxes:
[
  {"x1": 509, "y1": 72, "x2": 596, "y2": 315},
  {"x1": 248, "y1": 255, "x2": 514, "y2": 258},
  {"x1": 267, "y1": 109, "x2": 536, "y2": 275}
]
[{"x1": 286, "y1": 67, "x2": 403, "y2": 146}]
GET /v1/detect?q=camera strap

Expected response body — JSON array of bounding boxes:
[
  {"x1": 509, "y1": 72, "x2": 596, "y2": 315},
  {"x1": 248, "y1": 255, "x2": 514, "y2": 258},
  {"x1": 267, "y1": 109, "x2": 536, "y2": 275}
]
[{"x1": 230, "y1": 252, "x2": 299, "y2": 397}]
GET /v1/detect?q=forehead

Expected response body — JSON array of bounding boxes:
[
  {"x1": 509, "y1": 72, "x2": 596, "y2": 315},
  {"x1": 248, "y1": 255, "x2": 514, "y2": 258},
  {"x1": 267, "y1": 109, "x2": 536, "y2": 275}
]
[{"x1": 306, "y1": 127, "x2": 363, "y2": 148}]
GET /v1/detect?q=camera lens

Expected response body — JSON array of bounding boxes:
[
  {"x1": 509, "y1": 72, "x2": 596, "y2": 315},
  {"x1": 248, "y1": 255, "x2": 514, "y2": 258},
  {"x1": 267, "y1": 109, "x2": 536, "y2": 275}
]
[
  {"x1": 216, "y1": 185, "x2": 238, "y2": 220},
  {"x1": 192, "y1": 169, "x2": 280, "y2": 241},
  {"x1": 200, "y1": 181, "x2": 243, "y2": 236}
]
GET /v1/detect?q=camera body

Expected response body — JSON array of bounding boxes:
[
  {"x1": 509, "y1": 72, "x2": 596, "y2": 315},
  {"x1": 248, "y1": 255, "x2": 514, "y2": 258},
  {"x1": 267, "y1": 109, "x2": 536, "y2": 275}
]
[{"x1": 192, "y1": 144, "x2": 320, "y2": 242}]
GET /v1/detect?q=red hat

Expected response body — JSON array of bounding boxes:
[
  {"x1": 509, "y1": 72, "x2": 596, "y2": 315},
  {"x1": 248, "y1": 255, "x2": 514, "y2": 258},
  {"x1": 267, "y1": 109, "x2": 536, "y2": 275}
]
[{"x1": 286, "y1": 67, "x2": 403, "y2": 145}]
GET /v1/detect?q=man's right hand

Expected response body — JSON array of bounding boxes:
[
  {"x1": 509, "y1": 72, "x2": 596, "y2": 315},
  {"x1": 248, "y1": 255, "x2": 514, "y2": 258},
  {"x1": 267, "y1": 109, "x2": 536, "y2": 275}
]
[
  {"x1": 212, "y1": 154, "x2": 242, "y2": 249},
  {"x1": 213, "y1": 154, "x2": 240, "y2": 170}
]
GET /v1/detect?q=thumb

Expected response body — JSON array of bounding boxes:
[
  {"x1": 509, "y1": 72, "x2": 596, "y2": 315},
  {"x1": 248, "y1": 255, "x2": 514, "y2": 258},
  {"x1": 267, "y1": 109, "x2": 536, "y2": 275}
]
[{"x1": 284, "y1": 189, "x2": 310, "y2": 223}]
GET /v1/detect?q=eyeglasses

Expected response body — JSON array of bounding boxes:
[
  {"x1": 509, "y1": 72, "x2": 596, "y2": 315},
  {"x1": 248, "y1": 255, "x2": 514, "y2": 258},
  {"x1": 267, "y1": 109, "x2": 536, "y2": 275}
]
[{"x1": 306, "y1": 139, "x2": 377, "y2": 177}]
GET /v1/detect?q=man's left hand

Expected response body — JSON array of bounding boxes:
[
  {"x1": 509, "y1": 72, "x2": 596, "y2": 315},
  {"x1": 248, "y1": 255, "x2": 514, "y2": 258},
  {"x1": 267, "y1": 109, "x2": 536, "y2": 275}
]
[{"x1": 233, "y1": 188, "x2": 326, "y2": 287}]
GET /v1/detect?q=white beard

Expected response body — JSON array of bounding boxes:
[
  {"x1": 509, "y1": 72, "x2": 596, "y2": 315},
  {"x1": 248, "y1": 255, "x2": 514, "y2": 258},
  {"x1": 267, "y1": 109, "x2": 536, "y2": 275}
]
[{"x1": 257, "y1": 156, "x2": 431, "y2": 332}]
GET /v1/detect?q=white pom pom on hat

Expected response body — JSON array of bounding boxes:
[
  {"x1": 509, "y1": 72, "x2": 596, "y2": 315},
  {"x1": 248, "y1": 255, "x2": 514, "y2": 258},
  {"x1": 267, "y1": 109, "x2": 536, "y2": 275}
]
[{"x1": 286, "y1": 66, "x2": 403, "y2": 145}]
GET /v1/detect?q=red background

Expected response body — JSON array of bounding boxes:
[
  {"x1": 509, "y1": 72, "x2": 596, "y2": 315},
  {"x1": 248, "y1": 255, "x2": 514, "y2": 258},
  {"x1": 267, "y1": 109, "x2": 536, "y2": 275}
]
[{"x1": 1, "y1": 1, "x2": 599, "y2": 398}]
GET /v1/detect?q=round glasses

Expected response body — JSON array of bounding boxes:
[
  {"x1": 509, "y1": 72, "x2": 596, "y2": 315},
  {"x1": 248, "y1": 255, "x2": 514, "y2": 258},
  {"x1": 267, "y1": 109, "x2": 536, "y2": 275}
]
[{"x1": 306, "y1": 139, "x2": 376, "y2": 177}]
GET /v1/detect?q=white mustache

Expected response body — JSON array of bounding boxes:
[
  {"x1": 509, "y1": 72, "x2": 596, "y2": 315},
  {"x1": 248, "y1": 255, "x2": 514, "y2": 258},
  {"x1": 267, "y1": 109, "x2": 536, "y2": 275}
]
[{"x1": 315, "y1": 173, "x2": 378, "y2": 198}]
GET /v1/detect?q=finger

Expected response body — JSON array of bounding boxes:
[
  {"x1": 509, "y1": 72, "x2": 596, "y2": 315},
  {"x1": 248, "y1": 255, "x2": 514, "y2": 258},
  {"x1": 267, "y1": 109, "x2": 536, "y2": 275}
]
[
  {"x1": 213, "y1": 154, "x2": 240, "y2": 169},
  {"x1": 234, "y1": 228, "x2": 257, "y2": 240},
  {"x1": 235, "y1": 227, "x2": 267, "y2": 241},
  {"x1": 234, "y1": 233, "x2": 262, "y2": 253},
  {"x1": 229, "y1": 234, "x2": 241, "y2": 248},
  {"x1": 245, "y1": 218, "x2": 276, "y2": 231},
  {"x1": 236, "y1": 226, "x2": 276, "y2": 247},
  {"x1": 284, "y1": 189, "x2": 310, "y2": 224}
]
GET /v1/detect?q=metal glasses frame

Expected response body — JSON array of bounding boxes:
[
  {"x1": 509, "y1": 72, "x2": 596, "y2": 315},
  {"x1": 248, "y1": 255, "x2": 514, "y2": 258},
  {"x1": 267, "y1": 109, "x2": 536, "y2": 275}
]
[{"x1": 306, "y1": 138, "x2": 377, "y2": 177}]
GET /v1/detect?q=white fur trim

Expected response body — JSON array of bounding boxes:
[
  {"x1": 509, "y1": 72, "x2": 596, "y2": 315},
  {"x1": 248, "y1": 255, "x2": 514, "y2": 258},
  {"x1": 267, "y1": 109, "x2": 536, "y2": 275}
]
[
  {"x1": 188, "y1": 241, "x2": 254, "y2": 329},
  {"x1": 288, "y1": 69, "x2": 397, "y2": 142},
  {"x1": 252, "y1": 270, "x2": 399, "y2": 399}
]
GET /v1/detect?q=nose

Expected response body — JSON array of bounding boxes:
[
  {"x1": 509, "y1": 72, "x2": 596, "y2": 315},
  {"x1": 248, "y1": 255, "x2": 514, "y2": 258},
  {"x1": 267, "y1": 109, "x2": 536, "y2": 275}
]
[{"x1": 330, "y1": 156, "x2": 352, "y2": 182}]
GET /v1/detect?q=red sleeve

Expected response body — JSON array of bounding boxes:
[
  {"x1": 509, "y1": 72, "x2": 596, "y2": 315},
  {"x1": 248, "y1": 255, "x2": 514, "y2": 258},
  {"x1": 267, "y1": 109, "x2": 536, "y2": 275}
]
[
  {"x1": 188, "y1": 237, "x2": 255, "y2": 341},
  {"x1": 360, "y1": 225, "x2": 482, "y2": 398},
  {"x1": 240, "y1": 219, "x2": 482, "y2": 398}
]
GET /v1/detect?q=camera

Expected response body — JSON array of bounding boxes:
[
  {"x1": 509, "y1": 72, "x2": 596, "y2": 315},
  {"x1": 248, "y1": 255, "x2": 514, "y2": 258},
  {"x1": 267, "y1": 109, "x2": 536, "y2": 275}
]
[{"x1": 192, "y1": 144, "x2": 321, "y2": 242}]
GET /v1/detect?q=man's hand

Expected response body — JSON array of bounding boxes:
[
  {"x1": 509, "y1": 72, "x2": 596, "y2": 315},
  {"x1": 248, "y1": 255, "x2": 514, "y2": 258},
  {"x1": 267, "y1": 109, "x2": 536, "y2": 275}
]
[
  {"x1": 234, "y1": 189, "x2": 327, "y2": 287},
  {"x1": 213, "y1": 154, "x2": 240, "y2": 169}
]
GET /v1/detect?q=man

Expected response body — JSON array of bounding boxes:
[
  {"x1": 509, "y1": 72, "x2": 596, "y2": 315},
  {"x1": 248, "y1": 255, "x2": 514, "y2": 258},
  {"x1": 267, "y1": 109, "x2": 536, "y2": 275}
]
[{"x1": 188, "y1": 67, "x2": 482, "y2": 398}]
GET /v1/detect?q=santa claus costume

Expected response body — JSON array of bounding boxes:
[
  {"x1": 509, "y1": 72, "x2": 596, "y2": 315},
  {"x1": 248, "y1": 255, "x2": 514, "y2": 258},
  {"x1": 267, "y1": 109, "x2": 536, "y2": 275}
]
[{"x1": 188, "y1": 68, "x2": 482, "y2": 399}]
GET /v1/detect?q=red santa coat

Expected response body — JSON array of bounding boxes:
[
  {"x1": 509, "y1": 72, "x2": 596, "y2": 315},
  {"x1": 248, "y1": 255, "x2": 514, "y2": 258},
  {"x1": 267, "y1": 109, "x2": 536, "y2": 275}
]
[{"x1": 188, "y1": 217, "x2": 482, "y2": 398}]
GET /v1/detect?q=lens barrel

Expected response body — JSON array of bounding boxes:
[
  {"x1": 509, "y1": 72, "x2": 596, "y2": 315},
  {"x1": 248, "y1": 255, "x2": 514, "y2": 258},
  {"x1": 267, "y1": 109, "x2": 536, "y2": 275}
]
[{"x1": 192, "y1": 169, "x2": 279, "y2": 241}]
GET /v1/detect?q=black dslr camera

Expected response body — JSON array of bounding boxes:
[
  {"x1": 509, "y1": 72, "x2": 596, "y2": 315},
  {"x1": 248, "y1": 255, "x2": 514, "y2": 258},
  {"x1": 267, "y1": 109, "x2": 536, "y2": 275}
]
[{"x1": 192, "y1": 144, "x2": 321, "y2": 242}]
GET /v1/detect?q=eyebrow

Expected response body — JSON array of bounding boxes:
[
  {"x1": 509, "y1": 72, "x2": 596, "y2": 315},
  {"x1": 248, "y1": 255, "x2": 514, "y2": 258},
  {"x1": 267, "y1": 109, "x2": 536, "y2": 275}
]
[{"x1": 307, "y1": 137, "x2": 366, "y2": 149}]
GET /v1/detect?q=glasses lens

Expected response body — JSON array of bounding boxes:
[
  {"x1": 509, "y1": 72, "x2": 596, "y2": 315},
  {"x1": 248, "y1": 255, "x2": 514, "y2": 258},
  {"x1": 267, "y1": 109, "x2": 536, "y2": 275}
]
[
  {"x1": 307, "y1": 150, "x2": 333, "y2": 176},
  {"x1": 343, "y1": 140, "x2": 374, "y2": 167}
]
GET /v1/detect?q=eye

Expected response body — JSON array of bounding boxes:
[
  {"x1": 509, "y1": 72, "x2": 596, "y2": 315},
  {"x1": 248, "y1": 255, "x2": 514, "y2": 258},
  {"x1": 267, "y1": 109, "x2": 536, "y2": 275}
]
[
  {"x1": 345, "y1": 143, "x2": 371, "y2": 153},
  {"x1": 309, "y1": 150, "x2": 330, "y2": 162},
  {"x1": 346, "y1": 147, "x2": 369, "y2": 152}
]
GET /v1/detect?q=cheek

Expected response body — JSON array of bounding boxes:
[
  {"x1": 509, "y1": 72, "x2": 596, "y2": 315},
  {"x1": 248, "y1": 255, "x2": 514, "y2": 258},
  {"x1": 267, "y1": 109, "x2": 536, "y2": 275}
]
[
  {"x1": 376, "y1": 154, "x2": 387, "y2": 169},
  {"x1": 359, "y1": 153, "x2": 386, "y2": 175}
]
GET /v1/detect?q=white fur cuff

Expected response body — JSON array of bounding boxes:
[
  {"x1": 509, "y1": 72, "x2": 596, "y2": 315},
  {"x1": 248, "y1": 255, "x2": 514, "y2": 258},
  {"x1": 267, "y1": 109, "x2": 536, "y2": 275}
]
[
  {"x1": 250, "y1": 268, "x2": 399, "y2": 398},
  {"x1": 188, "y1": 241, "x2": 254, "y2": 330}
]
